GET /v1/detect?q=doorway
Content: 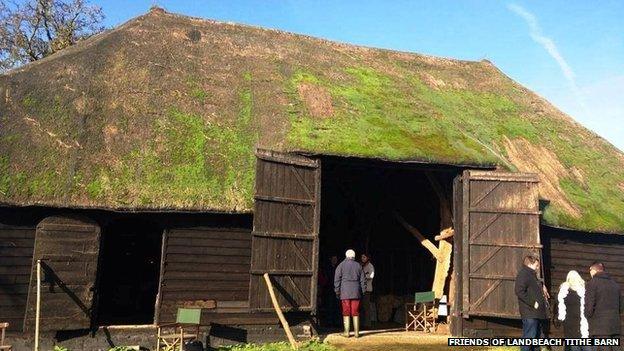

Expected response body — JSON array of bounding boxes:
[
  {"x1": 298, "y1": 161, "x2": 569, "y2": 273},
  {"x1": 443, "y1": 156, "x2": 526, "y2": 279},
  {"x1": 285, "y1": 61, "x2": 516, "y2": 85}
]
[
  {"x1": 317, "y1": 157, "x2": 457, "y2": 329},
  {"x1": 97, "y1": 218, "x2": 163, "y2": 325}
]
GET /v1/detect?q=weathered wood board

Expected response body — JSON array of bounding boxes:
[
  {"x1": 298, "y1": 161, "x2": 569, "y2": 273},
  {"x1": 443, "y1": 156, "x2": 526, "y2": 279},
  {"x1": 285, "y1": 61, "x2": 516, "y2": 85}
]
[{"x1": 249, "y1": 150, "x2": 321, "y2": 313}]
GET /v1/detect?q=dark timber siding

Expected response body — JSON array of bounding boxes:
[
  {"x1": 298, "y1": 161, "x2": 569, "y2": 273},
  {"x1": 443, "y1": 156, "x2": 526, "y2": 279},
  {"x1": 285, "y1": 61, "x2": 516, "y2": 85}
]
[
  {"x1": 0, "y1": 223, "x2": 35, "y2": 331},
  {"x1": 459, "y1": 226, "x2": 624, "y2": 337},
  {"x1": 249, "y1": 151, "x2": 320, "y2": 313},
  {"x1": 24, "y1": 216, "x2": 101, "y2": 331},
  {"x1": 460, "y1": 171, "x2": 540, "y2": 319},
  {"x1": 157, "y1": 227, "x2": 276, "y2": 325},
  {"x1": 542, "y1": 225, "x2": 624, "y2": 336},
  {"x1": 543, "y1": 226, "x2": 624, "y2": 291}
]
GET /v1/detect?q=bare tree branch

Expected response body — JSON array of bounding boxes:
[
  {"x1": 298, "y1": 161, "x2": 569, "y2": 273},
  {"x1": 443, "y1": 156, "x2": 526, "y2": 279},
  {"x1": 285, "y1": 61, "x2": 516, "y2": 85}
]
[{"x1": 0, "y1": 0, "x2": 104, "y2": 72}]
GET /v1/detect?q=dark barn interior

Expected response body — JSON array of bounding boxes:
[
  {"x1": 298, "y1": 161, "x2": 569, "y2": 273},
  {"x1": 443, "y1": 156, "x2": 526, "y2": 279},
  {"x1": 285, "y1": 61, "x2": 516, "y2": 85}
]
[
  {"x1": 97, "y1": 218, "x2": 163, "y2": 325},
  {"x1": 317, "y1": 157, "x2": 458, "y2": 327}
]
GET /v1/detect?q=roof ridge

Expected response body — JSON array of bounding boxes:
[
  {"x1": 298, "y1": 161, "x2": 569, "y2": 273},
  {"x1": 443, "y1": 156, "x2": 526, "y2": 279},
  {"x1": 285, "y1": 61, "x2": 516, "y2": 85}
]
[
  {"x1": 144, "y1": 7, "x2": 485, "y2": 66},
  {"x1": 0, "y1": 9, "x2": 152, "y2": 77},
  {"x1": 1, "y1": 6, "x2": 490, "y2": 77}
]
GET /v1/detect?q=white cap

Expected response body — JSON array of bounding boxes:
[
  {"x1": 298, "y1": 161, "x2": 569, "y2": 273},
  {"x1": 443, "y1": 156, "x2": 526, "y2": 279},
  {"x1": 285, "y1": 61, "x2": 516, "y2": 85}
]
[{"x1": 346, "y1": 249, "x2": 356, "y2": 259}]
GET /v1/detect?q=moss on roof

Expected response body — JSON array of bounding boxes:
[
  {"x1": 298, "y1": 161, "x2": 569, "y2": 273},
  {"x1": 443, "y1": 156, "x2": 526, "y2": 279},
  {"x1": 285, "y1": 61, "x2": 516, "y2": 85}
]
[{"x1": 1, "y1": 8, "x2": 623, "y2": 233}]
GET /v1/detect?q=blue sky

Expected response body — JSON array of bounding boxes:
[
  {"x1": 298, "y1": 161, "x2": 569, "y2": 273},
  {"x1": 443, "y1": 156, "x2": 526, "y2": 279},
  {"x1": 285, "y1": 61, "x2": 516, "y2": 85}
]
[{"x1": 94, "y1": 0, "x2": 623, "y2": 151}]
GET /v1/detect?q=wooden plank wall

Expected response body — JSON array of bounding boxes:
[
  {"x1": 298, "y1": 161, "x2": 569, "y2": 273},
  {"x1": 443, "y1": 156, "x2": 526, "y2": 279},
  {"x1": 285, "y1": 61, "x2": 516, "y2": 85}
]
[
  {"x1": 461, "y1": 225, "x2": 624, "y2": 337},
  {"x1": 543, "y1": 226, "x2": 624, "y2": 292},
  {"x1": 23, "y1": 216, "x2": 101, "y2": 331},
  {"x1": 461, "y1": 171, "x2": 540, "y2": 320},
  {"x1": 450, "y1": 175, "x2": 464, "y2": 336},
  {"x1": 158, "y1": 227, "x2": 276, "y2": 325},
  {"x1": 249, "y1": 151, "x2": 320, "y2": 313},
  {"x1": 542, "y1": 225, "x2": 624, "y2": 336},
  {"x1": 0, "y1": 223, "x2": 35, "y2": 331}
]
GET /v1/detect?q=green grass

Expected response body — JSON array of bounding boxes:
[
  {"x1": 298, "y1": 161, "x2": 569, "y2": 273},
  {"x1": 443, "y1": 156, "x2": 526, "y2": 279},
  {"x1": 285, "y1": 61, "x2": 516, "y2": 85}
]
[
  {"x1": 218, "y1": 341, "x2": 339, "y2": 351},
  {"x1": 53, "y1": 347, "x2": 139, "y2": 351}
]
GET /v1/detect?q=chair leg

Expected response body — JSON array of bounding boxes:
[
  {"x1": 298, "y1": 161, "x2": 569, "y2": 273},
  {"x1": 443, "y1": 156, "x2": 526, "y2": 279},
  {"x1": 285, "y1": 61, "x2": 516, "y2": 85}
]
[
  {"x1": 180, "y1": 327, "x2": 184, "y2": 351},
  {"x1": 157, "y1": 328, "x2": 160, "y2": 351}
]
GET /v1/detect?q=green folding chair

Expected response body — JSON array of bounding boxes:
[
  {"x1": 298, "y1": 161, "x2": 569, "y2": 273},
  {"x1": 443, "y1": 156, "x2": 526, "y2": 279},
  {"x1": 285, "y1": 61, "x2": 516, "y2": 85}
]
[
  {"x1": 157, "y1": 308, "x2": 201, "y2": 351},
  {"x1": 405, "y1": 291, "x2": 437, "y2": 332}
]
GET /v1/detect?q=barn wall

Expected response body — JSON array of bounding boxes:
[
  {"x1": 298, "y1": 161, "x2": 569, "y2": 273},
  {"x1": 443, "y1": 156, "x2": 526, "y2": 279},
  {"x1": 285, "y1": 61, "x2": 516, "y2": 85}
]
[
  {"x1": 23, "y1": 215, "x2": 101, "y2": 331},
  {"x1": 460, "y1": 225, "x2": 624, "y2": 337},
  {"x1": 157, "y1": 226, "x2": 277, "y2": 325},
  {"x1": 542, "y1": 225, "x2": 624, "y2": 336},
  {"x1": 542, "y1": 225, "x2": 624, "y2": 293},
  {"x1": 0, "y1": 206, "x2": 275, "y2": 333},
  {"x1": 0, "y1": 223, "x2": 36, "y2": 332}
]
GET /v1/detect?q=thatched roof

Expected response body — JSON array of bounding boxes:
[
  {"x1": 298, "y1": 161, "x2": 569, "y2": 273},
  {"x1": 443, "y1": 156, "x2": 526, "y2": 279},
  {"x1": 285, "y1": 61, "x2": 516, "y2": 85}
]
[{"x1": 1, "y1": 8, "x2": 623, "y2": 233}]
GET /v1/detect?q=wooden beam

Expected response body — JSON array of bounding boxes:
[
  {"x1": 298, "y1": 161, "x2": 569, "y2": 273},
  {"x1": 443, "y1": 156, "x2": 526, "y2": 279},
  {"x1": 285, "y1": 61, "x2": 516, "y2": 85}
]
[
  {"x1": 434, "y1": 228, "x2": 454, "y2": 241},
  {"x1": 263, "y1": 273, "x2": 298, "y2": 350},
  {"x1": 432, "y1": 240, "x2": 453, "y2": 299},
  {"x1": 394, "y1": 212, "x2": 440, "y2": 259}
]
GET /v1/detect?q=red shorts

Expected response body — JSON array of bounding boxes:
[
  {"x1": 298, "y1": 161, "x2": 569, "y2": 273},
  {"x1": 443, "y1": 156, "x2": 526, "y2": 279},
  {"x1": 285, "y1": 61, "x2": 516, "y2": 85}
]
[{"x1": 341, "y1": 299, "x2": 360, "y2": 316}]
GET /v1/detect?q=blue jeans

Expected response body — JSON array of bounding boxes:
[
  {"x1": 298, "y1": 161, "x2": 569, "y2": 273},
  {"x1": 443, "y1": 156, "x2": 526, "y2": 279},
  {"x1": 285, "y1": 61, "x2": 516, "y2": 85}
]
[{"x1": 521, "y1": 318, "x2": 541, "y2": 351}]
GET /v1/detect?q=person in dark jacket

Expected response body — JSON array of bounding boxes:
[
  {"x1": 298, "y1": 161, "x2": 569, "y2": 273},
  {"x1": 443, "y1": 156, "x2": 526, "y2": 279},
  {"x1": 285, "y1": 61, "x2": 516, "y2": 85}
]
[
  {"x1": 557, "y1": 270, "x2": 590, "y2": 351},
  {"x1": 323, "y1": 255, "x2": 340, "y2": 326},
  {"x1": 515, "y1": 255, "x2": 548, "y2": 351},
  {"x1": 584, "y1": 262, "x2": 622, "y2": 349},
  {"x1": 334, "y1": 249, "x2": 366, "y2": 338}
]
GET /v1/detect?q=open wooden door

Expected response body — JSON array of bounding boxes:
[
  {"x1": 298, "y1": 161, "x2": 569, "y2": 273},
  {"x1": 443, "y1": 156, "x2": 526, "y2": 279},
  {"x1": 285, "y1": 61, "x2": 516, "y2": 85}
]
[
  {"x1": 458, "y1": 170, "x2": 541, "y2": 319},
  {"x1": 248, "y1": 150, "x2": 320, "y2": 312},
  {"x1": 24, "y1": 216, "x2": 101, "y2": 331}
]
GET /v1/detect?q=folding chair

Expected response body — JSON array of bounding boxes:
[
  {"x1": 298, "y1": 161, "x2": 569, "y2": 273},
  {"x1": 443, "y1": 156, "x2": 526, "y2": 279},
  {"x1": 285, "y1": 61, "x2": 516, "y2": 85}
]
[
  {"x1": 156, "y1": 308, "x2": 201, "y2": 351},
  {"x1": 0, "y1": 322, "x2": 11, "y2": 351},
  {"x1": 405, "y1": 291, "x2": 437, "y2": 332}
]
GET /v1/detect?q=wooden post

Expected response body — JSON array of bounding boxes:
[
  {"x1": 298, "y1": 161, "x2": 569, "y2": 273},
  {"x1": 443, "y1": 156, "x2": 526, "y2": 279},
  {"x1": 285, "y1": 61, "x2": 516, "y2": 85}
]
[
  {"x1": 35, "y1": 259, "x2": 41, "y2": 351},
  {"x1": 263, "y1": 273, "x2": 298, "y2": 350},
  {"x1": 395, "y1": 213, "x2": 453, "y2": 299}
]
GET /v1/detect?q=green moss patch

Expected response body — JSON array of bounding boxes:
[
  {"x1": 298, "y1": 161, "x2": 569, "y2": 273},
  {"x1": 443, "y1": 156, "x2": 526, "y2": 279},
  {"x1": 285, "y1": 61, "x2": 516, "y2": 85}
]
[
  {"x1": 286, "y1": 66, "x2": 624, "y2": 233},
  {"x1": 84, "y1": 72, "x2": 258, "y2": 210},
  {"x1": 287, "y1": 67, "x2": 510, "y2": 164}
]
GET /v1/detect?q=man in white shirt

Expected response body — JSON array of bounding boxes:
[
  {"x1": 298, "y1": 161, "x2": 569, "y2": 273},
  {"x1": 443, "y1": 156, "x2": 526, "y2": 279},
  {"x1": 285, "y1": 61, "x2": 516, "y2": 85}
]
[{"x1": 361, "y1": 253, "x2": 375, "y2": 328}]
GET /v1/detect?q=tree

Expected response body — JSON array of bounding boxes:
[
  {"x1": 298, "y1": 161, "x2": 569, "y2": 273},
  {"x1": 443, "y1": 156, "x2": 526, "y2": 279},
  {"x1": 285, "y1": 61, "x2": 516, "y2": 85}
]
[{"x1": 0, "y1": 0, "x2": 104, "y2": 72}]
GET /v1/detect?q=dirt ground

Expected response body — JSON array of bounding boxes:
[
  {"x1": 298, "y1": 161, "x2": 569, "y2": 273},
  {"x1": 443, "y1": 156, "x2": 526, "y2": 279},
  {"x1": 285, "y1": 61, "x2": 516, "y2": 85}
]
[{"x1": 323, "y1": 330, "x2": 499, "y2": 351}]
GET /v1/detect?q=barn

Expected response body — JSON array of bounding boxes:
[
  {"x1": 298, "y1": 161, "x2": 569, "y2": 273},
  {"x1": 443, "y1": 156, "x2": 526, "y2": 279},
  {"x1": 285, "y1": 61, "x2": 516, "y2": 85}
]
[{"x1": 1, "y1": 7, "x2": 624, "y2": 348}]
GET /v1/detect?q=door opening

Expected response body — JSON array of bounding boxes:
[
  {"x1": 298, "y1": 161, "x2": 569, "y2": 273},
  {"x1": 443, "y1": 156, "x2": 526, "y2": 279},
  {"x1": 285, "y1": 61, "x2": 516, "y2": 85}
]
[
  {"x1": 97, "y1": 218, "x2": 162, "y2": 325},
  {"x1": 317, "y1": 157, "x2": 457, "y2": 329}
]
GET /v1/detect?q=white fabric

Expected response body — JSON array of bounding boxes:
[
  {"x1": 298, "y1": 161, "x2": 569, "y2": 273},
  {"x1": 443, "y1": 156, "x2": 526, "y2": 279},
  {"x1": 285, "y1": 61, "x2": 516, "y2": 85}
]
[
  {"x1": 346, "y1": 249, "x2": 355, "y2": 259},
  {"x1": 558, "y1": 282, "x2": 589, "y2": 338},
  {"x1": 439, "y1": 295, "x2": 448, "y2": 316},
  {"x1": 362, "y1": 262, "x2": 375, "y2": 292}
]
